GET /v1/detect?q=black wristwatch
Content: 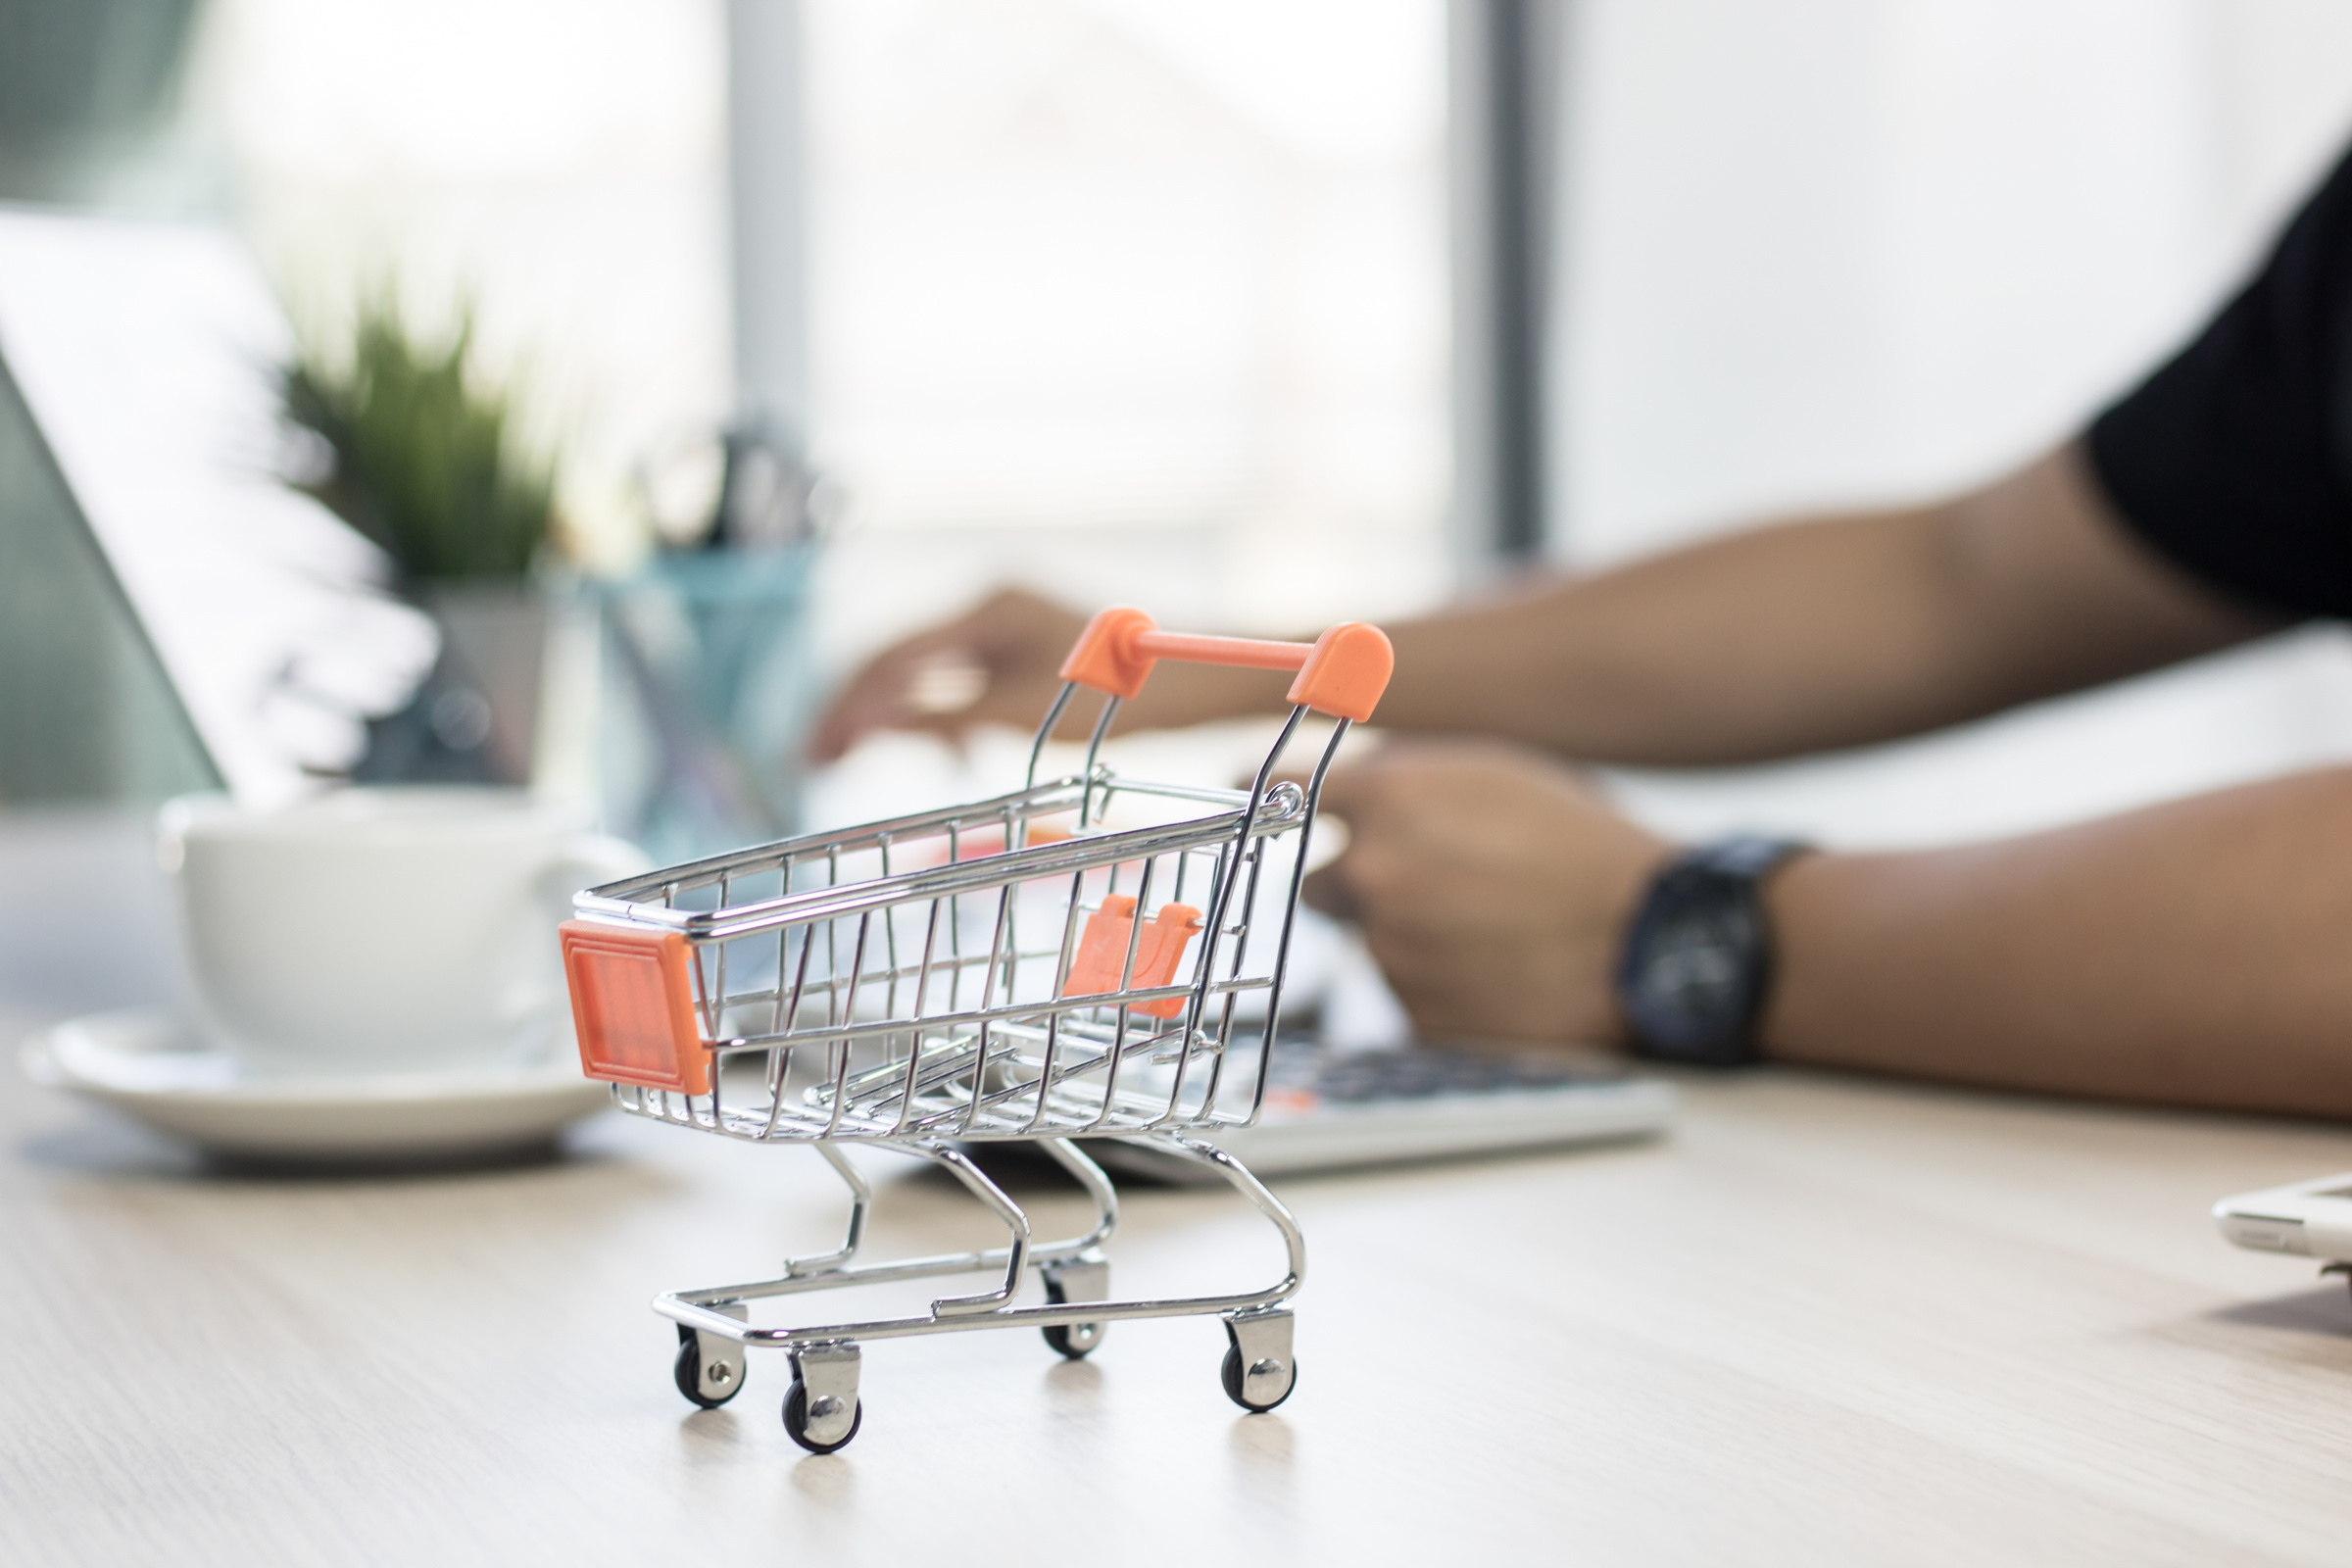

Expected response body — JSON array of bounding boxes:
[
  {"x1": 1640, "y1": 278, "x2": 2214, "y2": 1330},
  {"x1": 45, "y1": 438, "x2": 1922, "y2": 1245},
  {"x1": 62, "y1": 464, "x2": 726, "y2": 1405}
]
[{"x1": 1615, "y1": 836, "x2": 1811, "y2": 1067}]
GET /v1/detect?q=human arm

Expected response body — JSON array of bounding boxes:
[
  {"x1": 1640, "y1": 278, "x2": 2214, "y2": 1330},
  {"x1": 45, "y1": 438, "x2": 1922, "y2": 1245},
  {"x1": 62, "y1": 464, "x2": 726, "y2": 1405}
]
[
  {"x1": 1367, "y1": 440, "x2": 2277, "y2": 761},
  {"x1": 1316, "y1": 745, "x2": 2352, "y2": 1118},
  {"x1": 813, "y1": 441, "x2": 2278, "y2": 765},
  {"x1": 1764, "y1": 766, "x2": 2352, "y2": 1115}
]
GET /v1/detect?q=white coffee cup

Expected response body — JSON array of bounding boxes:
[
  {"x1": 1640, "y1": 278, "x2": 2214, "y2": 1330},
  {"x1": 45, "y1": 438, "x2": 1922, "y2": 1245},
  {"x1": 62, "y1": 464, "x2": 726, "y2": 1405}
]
[{"x1": 159, "y1": 788, "x2": 650, "y2": 1078}]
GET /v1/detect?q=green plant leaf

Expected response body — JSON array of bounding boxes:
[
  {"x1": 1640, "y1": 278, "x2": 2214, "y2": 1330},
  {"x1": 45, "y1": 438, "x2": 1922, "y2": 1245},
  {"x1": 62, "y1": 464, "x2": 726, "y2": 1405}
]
[{"x1": 281, "y1": 295, "x2": 555, "y2": 582}]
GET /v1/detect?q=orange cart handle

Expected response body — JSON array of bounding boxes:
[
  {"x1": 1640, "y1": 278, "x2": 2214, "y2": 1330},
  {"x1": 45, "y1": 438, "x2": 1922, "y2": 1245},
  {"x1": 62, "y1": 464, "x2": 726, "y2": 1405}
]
[{"x1": 1057, "y1": 607, "x2": 1394, "y2": 722}]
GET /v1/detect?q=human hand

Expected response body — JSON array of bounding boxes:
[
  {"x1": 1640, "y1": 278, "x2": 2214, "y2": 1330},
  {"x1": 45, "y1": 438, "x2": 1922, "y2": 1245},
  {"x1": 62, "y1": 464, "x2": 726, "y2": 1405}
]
[
  {"x1": 812, "y1": 587, "x2": 1287, "y2": 761},
  {"x1": 1304, "y1": 741, "x2": 1675, "y2": 1048},
  {"x1": 811, "y1": 588, "x2": 1094, "y2": 761}
]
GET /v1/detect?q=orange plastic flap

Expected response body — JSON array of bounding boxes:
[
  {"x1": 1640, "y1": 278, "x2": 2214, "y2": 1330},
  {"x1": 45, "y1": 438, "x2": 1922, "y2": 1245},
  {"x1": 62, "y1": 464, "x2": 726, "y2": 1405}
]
[
  {"x1": 1058, "y1": 607, "x2": 1160, "y2": 700},
  {"x1": 560, "y1": 920, "x2": 711, "y2": 1095},
  {"x1": 1285, "y1": 621, "x2": 1394, "y2": 722},
  {"x1": 1060, "y1": 895, "x2": 1203, "y2": 1019}
]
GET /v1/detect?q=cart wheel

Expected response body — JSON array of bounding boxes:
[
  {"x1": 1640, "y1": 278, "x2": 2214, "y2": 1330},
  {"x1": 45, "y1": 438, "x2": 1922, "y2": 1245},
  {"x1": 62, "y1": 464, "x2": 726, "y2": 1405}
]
[
  {"x1": 674, "y1": 1325, "x2": 745, "y2": 1410},
  {"x1": 1220, "y1": 1344, "x2": 1297, "y2": 1413},
  {"x1": 783, "y1": 1379, "x2": 863, "y2": 1455},
  {"x1": 1041, "y1": 1273, "x2": 1104, "y2": 1360}
]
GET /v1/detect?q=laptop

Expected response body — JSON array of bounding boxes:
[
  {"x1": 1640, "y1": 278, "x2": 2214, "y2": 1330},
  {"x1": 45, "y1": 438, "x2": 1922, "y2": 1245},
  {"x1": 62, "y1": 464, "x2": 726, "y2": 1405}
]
[
  {"x1": 1080, "y1": 1033, "x2": 1674, "y2": 1182},
  {"x1": 0, "y1": 207, "x2": 437, "y2": 807}
]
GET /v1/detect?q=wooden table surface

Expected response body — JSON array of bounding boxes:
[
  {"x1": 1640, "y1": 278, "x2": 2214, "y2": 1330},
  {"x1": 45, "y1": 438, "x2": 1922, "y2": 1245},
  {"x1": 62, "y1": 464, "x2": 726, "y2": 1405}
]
[{"x1": 11, "y1": 1005, "x2": 2352, "y2": 1567}]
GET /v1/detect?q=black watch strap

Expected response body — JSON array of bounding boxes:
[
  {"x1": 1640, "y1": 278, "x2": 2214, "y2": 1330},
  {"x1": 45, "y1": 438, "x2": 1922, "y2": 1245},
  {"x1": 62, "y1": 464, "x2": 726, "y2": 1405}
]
[{"x1": 1615, "y1": 836, "x2": 1810, "y2": 1067}]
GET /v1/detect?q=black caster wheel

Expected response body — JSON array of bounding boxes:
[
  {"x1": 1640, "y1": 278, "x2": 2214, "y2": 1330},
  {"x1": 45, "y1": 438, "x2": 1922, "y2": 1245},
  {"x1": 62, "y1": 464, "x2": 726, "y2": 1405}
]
[
  {"x1": 674, "y1": 1324, "x2": 744, "y2": 1409},
  {"x1": 1040, "y1": 1274, "x2": 1103, "y2": 1360},
  {"x1": 1220, "y1": 1344, "x2": 1297, "y2": 1413},
  {"x1": 783, "y1": 1379, "x2": 863, "y2": 1454}
]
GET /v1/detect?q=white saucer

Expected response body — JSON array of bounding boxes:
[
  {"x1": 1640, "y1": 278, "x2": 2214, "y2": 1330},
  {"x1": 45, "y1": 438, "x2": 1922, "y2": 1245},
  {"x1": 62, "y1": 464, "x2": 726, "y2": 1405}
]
[{"x1": 20, "y1": 1009, "x2": 612, "y2": 1163}]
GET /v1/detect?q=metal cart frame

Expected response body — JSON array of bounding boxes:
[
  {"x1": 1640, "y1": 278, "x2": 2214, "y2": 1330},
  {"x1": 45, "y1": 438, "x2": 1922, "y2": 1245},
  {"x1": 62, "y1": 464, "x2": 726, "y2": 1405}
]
[{"x1": 559, "y1": 608, "x2": 1392, "y2": 1451}]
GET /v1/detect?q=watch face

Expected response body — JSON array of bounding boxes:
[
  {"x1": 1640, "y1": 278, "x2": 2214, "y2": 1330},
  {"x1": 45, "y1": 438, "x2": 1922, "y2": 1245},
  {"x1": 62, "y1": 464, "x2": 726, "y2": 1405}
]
[
  {"x1": 1620, "y1": 839, "x2": 1802, "y2": 1065},
  {"x1": 1631, "y1": 904, "x2": 1760, "y2": 1051}
]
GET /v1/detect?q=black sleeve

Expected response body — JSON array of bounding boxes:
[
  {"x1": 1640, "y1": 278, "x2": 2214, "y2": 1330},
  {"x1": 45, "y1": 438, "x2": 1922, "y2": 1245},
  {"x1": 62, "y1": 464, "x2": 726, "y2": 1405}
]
[{"x1": 2085, "y1": 144, "x2": 2352, "y2": 619}]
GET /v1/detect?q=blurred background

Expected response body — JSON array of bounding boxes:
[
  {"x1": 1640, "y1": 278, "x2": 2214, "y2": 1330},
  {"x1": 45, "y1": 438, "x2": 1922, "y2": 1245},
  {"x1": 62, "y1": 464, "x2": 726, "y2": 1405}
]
[{"x1": 8, "y1": 0, "x2": 2352, "y2": 999}]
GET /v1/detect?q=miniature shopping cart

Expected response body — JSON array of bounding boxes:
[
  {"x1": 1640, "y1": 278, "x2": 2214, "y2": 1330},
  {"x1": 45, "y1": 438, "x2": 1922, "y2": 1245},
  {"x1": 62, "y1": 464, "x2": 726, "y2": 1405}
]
[{"x1": 558, "y1": 607, "x2": 1392, "y2": 1452}]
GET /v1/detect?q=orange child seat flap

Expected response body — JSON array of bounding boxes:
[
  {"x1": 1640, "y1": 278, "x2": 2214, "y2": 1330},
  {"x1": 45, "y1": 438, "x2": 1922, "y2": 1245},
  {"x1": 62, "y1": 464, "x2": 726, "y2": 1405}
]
[
  {"x1": 561, "y1": 920, "x2": 712, "y2": 1096},
  {"x1": 1060, "y1": 895, "x2": 1203, "y2": 1018}
]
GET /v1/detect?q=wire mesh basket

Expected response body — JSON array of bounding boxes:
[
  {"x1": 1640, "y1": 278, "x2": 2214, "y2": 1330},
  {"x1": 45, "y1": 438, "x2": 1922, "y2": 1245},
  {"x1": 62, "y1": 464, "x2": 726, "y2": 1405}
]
[{"x1": 558, "y1": 607, "x2": 1392, "y2": 1452}]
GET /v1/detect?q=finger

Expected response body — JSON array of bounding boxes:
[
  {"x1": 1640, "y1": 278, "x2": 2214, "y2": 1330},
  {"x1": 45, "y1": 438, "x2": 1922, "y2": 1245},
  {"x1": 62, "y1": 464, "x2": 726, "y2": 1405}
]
[
  {"x1": 1306, "y1": 761, "x2": 1387, "y2": 822},
  {"x1": 1294, "y1": 762, "x2": 1400, "y2": 923},
  {"x1": 1359, "y1": 930, "x2": 1501, "y2": 1036},
  {"x1": 812, "y1": 678, "x2": 914, "y2": 761},
  {"x1": 811, "y1": 624, "x2": 988, "y2": 760},
  {"x1": 1300, "y1": 858, "x2": 1360, "y2": 923},
  {"x1": 813, "y1": 703, "x2": 974, "y2": 765},
  {"x1": 811, "y1": 681, "x2": 894, "y2": 762}
]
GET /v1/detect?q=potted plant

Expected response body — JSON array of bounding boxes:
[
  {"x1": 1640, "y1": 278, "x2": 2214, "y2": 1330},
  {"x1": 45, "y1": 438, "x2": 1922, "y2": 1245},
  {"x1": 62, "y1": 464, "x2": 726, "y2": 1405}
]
[{"x1": 280, "y1": 296, "x2": 556, "y2": 783}]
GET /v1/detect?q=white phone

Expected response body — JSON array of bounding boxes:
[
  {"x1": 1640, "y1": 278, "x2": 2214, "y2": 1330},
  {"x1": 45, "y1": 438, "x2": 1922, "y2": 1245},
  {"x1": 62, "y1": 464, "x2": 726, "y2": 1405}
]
[{"x1": 2214, "y1": 1173, "x2": 2352, "y2": 1265}]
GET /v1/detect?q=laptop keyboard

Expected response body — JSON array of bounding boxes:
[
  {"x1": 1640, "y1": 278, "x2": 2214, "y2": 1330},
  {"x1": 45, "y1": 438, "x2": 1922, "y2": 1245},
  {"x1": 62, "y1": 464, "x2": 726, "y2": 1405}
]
[
  {"x1": 1264, "y1": 1041, "x2": 1633, "y2": 1111},
  {"x1": 965, "y1": 1038, "x2": 1660, "y2": 1182}
]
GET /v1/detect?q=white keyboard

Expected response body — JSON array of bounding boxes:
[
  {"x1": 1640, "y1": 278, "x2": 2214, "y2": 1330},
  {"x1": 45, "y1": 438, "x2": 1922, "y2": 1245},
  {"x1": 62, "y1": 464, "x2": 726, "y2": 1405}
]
[{"x1": 1085, "y1": 1040, "x2": 1675, "y2": 1181}]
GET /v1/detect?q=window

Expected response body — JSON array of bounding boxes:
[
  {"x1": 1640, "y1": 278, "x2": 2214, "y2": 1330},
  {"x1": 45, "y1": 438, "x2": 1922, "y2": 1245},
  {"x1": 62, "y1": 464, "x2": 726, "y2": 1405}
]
[
  {"x1": 201, "y1": 0, "x2": 1452, "y2": 663},
  {"x1": 805, "y1": 0, "x2": 1450, "y2": 647}
]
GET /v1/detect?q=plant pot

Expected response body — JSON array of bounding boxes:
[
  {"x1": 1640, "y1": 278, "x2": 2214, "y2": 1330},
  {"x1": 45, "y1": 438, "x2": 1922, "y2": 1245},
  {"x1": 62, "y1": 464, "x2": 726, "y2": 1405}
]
[{"x1": 354, "y1": 579, "x2": 546, "y2": 787}]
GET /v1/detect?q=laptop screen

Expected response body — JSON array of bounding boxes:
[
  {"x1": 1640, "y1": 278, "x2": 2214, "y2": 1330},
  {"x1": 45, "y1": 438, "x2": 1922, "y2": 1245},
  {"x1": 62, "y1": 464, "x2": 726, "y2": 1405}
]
[
  {"x1": 0, "y1": 207, "x2": 436, "y2": 808},
  {"x1": 0, "y1": 345, "x2": 217, "y2": 805}
]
